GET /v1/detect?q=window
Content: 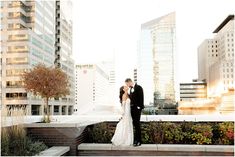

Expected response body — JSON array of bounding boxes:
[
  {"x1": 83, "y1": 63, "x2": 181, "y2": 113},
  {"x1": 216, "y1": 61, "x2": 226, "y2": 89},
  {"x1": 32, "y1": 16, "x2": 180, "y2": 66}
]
[
  {"x1": 6, "y1": 81, "x2": 23, "y2": 88},
  {"x1": 8, "y1": 34, "x2": 28, "y2": 41},
  {"x1": 62, "y1": 106, "x2": 66, "y2": 115},
  {"x1": 6, "y1": 57, "x2": 28, "y2": 65},
  {"x1": 8, "y1": 46, "x2": 28, "y2": 53},
  {"x1": 6, "y1": 92, "x2": 27, "y2": 100},
  {"x1": 54, "y1": 106, "x2": 59, "y2": 114},
  {"x1": 31, "y1": 105, "x2": 40, "y2": 115},
  {"x1": 6, "y1": 104, "x2": 27, "y2": 116},
  {"x1": 6, "y1": 69, "x2": 26, "y2": 76}
]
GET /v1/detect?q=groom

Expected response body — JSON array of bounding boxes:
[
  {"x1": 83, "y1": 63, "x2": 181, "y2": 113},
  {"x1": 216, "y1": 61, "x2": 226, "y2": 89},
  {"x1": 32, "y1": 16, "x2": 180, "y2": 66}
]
[{"x1": 125, "y1": 78, "x2": 144, "y2": 147}]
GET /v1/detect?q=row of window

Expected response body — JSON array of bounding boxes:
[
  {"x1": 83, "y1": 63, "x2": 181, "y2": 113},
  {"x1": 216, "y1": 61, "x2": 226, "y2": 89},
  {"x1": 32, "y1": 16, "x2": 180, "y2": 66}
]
[
  {"x1": 6, "y1": 57, "x2": 28, "y2": 65},
  {"x1": 6, "y1": 81, "x2": 24, "y2": 88},
  {"x1": 6, "y1": 92, "x2": 27, "y2": 100},
  {"x1": 208, "y1": 40, "x2": 217, "y2": 43},
  {"x1": 8, "y1": 34, "x2": 28, "y2": 41},
  {"x1": 209, "y1": 45, "x2": 218, "y2": 48},
  {"x1": 226, "y1": 38, "x2": 234, "y2": 42},
  {"x1": 8, "y1": 46, "x2": 28, "y2": 53},
  {"x1": 227, "y1": 48, "x2": 234, "y2": 52},
  {"x1": 6, "y1": 69, "x2": 26, "y2": 76},
  {"x1": 222, "y1": 68, "x2": 233, "y2": 73},
  {"x1": 223, "y1": 80, "x2": 234, "y2": 85},
  {"x1": 5, "y1": 104, "x2": 73, "y2": 116},
  {"x1": 180, "y1": 85, "x2": 206, "y2": 89},
  {"x1": 223, "y1": 62, "x2": 233, "y2": 67},
  {"x1": 223, "y1": 74, "x2": 234, "y2": 78},
  {"x1": 208, "y1": 48, "x2": 234, "y2": 53}
]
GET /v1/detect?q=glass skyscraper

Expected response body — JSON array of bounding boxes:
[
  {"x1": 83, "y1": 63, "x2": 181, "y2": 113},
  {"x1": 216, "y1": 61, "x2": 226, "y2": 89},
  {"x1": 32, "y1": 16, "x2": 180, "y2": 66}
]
[{"x1": 138, "y1": 12, "x2": 177, "y2": 106}]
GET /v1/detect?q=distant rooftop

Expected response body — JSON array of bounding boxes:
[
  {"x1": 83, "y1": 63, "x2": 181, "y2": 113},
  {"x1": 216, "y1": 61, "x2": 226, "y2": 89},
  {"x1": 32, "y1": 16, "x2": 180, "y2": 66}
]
[
  {"x1": 141, "y1": 12, "x2": 175, "y2": 29},
  {"x1": 213, "y1": 15, "x2": 234, "y2": 33}
]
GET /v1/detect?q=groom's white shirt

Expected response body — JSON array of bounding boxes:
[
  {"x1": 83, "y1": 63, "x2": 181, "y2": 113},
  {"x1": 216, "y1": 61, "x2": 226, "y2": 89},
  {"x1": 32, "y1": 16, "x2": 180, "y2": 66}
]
[{"x1": 128, "y1": 83, "x2": 136, "y2": 94}]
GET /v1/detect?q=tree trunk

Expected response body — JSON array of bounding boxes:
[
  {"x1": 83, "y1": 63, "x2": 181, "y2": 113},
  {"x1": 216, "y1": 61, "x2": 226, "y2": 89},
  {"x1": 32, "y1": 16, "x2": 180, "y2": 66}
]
[{"x1": 45, "y1": 97, "x2": 50, "y2": 123}]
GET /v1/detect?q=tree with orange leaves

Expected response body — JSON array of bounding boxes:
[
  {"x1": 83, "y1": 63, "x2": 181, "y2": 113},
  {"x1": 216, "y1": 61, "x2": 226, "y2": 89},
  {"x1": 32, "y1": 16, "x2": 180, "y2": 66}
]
[{"x1": 22, "y1": 64, "x2": 70, "y2": 123}]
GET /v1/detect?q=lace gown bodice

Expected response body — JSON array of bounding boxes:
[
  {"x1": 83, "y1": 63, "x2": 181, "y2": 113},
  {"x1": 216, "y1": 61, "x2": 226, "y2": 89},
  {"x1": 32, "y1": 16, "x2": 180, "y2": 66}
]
[
  {"x1": 121, "y1": 98, "x2": 131, "y2": 117},
  {"x1": 111, "y1": 98, "x2": 133, "y2": 146}
]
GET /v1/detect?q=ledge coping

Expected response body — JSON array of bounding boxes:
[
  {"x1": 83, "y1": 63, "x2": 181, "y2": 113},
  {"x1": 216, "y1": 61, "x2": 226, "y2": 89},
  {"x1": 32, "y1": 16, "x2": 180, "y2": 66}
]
[{"x1": 77, "y1": 143, "x2": 234, "y2": 152}]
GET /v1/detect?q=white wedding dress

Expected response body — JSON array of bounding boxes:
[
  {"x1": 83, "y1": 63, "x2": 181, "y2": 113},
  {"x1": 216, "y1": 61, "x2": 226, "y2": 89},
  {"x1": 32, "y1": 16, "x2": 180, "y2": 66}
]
[{"x1": 111, "y1": 98, "x2": 133, "y2": 146}]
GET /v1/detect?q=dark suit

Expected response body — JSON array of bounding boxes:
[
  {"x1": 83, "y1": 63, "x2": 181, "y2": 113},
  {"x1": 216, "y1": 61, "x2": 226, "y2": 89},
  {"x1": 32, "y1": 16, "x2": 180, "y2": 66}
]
[{"x1": 129, "y1": 83, "x2": 144, "y2": 143}]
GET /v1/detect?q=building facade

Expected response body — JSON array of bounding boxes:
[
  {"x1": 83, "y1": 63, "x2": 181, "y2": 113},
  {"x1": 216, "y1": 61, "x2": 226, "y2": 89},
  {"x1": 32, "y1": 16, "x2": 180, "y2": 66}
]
[
  {"x1": 133, "y1": 68, "x2": 137, "y2": 83},
  {"x1": 198, "y1": 15, "x2": 234, "y2": 97},
  {"x1": 138, "y1": 12, "x2": 177, "y2": 106},
  {"x1": 74, "y1": 64, "x2": 110, "y2": 114},
  {"x1": 55, "y1": 0, "x2": 75, "y2": 115},
  {"x1": 0, "y1": 0, "x2": 74, "y2": 116},
  {"x1": 100, "y1": 60, "x2": 116, "y2": 106},
  {"x1": 180, "y1": 80, "x2": 207, "y2": 101}
]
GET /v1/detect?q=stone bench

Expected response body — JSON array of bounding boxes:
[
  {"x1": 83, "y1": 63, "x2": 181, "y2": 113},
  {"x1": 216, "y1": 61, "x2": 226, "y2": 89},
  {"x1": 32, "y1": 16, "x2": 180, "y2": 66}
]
[
  {"x1": 78, "y1": 144, "x2": 234, "y2": 156},
  {"x1": 36, "y1": 146, "x2": 70, "y2": 156}
]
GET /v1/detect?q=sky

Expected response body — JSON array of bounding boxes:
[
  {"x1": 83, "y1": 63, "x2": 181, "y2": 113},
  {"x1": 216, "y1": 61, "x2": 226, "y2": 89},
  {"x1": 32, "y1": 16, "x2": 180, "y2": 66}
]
[{"x1": 72, "y1": 0, "x2": 235, "y2": 86}]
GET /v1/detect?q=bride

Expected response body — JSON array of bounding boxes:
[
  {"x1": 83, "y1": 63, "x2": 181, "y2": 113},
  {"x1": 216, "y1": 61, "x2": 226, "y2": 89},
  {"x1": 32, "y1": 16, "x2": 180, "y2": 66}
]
[{"x1": 111, "y1": 86, "x2": 133, "y2": 146}]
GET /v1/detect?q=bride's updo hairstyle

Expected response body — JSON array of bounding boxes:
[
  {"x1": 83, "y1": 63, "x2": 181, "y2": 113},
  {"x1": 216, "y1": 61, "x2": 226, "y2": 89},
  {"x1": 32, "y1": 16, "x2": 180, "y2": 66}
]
[{"x1": 119, "y1": 86, "x2": 125, "y2": 103}]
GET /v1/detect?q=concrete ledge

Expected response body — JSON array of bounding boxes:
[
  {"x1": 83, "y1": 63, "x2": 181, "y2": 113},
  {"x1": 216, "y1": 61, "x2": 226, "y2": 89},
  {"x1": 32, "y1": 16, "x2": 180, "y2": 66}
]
[
  {"x1": 23, "y1": 121, "x2": 99, "y2": 128},
  {"x1": 2, "y1": 114, "x2": 234, "y2": 127},
  {"x1": 78, "y1": 143, "x2": 234, "y2": 153},
  {"x1": 36, "y1": 146, "x2": 70, "y2": 156}
]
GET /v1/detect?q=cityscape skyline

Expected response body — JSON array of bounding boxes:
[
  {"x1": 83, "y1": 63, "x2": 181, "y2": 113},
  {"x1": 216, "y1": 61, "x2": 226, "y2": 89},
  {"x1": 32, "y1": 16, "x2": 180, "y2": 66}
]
[
  {"x1": 72, "y1": 0, "x2": 235, "y2": 85},
  {"x1": 0, "y1": 0, "x2": 234, "y2": 114}
]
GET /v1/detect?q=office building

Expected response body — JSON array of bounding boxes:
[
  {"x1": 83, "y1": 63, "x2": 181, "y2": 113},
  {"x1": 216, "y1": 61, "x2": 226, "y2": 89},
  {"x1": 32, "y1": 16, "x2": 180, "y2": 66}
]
[
  {"x1": 0, "y1": 0, "x2": 74, "y2": 115},
  {"x1": 198, "y1": 15, "x2": 234, "y2": 97},
  {"x1": 138, "y1": 12, "x2": 177, "y2": 106},
  {"x1": 180, "y1": 80, "x2": 207, "y2": 101},
  {"x1": 75, "y1": 64, "x2": 110, "y2": 114},
  {"x1": 55, "y1": 0, "x2": 75, "y2": 115},
  {"x1": 100, "y1": 60, "x2": 116, "y2": 105}
]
